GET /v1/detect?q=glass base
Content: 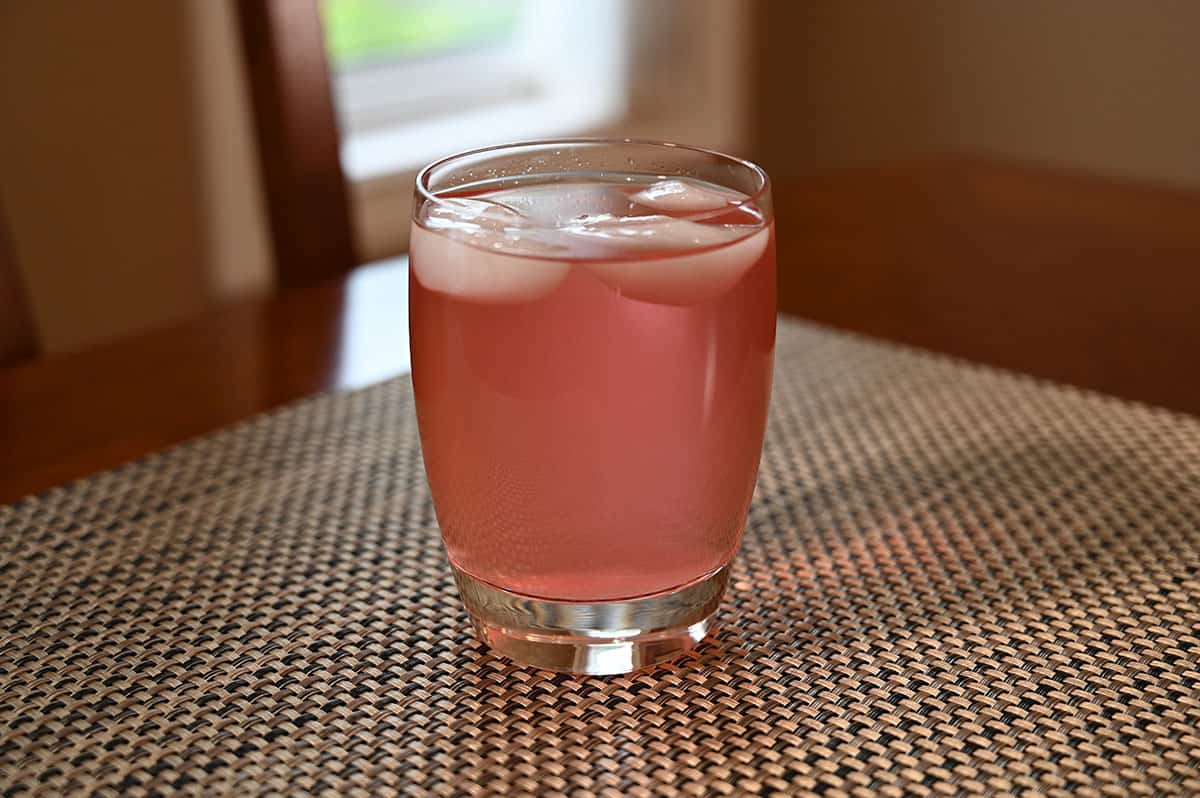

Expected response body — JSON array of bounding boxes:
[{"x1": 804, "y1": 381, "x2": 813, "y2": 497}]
[{"x1": 453, "y1": 565, "x2": 730, "y2": 675}]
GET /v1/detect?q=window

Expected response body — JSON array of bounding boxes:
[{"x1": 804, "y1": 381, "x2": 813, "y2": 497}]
[
  {"x1": 321, "y1": 0, "x2": 750, "y2": 260},
  {"x1": 322, "y1": 0, "x2": 631, "y2": 181}
]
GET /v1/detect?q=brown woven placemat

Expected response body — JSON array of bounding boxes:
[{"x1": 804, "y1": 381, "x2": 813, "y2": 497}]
[{"x1": 3, "y1": 318, "x2": 1199, "y2": 797}]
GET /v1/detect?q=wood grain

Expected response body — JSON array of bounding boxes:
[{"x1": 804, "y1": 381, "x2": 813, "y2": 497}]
[{"x1": 3, "y1": 157, "x2": 1199, "y2": 504}]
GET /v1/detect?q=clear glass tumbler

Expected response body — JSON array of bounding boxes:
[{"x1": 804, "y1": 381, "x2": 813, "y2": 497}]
[{"x1": 409, "y1": 139, "x2": 775, "y2": 673}]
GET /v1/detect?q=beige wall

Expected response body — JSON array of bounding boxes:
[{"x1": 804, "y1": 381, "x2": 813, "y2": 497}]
[
  {"x1": 755, "y1": 0, "x2": 1200, "y2": 189},
  {"x1": 0, "y1": 0, "x2": 272, "y2": 356},
  {"x1": 185, "y1": 0, "x2": 275, "y2": 305}
]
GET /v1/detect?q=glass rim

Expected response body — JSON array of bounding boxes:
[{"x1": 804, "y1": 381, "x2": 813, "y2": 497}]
[{"x1": 414, "y1": 137, "x2": 772, "y2": 225}]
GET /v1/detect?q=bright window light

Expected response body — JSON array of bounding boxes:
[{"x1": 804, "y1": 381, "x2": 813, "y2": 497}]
[{"x1": 322, "y1": 0, "x2": 631, "y2": 181}]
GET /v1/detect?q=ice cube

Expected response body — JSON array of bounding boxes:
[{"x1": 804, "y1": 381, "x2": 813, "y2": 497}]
[
  {"x1": 421, "y1": 196, "x2": 523, "y2": 229},
  {"x1": 410, "y1": 198, "x2": 570, "y2": 303},
  {"x1": 486, "y1": 183, "x2": 636, "y2": 226},
  {"x1": 573, "y1": 216, "x2": 770, "y2": 306},
  {"x1": 559, "y1": 214, "x2": 743, "y2": 251},
  {"x1": 631, "y1": 179, "x2": 746, "y2": 213}
]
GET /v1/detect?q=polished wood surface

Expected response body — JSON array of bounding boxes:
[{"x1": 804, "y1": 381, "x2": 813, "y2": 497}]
[
  {"x1": 774, "y1": 156, "x2": 1200, "y2": 416},
  {"x1": 0, "y1": 201, "x2": 37, "y2": 365},
  {"x1": 237, "y1": 0, "x2": 358, "y2": 288},
  {"x1": 2, "y1": 157, "x2": 1199, "y2": 504},
  {"x1": 0, "y1": 261, "x2": 408, "y2": 504}
]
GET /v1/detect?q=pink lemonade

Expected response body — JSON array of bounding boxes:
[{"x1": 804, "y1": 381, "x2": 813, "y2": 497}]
[{"x1": 410, "y1": 176, "x2": 775, "y2": 602}]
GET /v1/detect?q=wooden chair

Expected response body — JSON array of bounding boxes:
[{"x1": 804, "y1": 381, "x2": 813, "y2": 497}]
[
  {"x1": 236, "y1": 0, "x2": 358, "y2": 290},
  {"x1": 0, "y1": 1, "x2": 354, "y2": 365}
]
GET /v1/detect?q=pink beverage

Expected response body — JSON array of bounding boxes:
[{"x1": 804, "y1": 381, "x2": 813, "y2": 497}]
[{"x1": 410, "y1": 176, "x2": 775, "y2": 602}]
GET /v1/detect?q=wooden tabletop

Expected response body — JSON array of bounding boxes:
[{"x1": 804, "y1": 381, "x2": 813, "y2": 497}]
[
  {"x1": 3, "y1": 156, "x2": 1200, "y2": 504},
  {"x1": 0, "y1": 262, "x2": 410, "y2": 504}
]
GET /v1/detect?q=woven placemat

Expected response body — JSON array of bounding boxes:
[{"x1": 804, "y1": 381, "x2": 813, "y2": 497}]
[{"x1": 3, "y1": 319, "x2": 1199, "y2": 797}]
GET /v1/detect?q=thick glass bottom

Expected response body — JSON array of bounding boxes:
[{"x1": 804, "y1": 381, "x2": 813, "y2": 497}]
[{"x1": 453, "y1": 564, "x2": 730, "y2": 675}]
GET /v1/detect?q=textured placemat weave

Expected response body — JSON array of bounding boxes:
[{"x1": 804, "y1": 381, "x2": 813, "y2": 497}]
[{"x1": 3, "y1": 319, "x2": 1199, "y2": 797}]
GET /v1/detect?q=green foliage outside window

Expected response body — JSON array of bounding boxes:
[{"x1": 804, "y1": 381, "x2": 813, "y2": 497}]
[{"x1": 322, "y1": 0, "x2": 522, "y2": 70}]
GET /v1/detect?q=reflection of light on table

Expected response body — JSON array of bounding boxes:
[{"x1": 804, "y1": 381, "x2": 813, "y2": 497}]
[{"x1": 336, "y1": 257, "x2": 412, "y2": 388}]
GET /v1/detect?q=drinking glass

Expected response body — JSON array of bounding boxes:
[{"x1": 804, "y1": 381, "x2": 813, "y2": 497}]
[{"x1": 409, "y1": 139, "x2": 775, "y2": 673}]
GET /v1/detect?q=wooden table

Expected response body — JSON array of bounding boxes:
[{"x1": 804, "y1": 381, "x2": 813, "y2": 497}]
[{"x1": 3, "y1": 156, "x2": 1200, "y2": 504}]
